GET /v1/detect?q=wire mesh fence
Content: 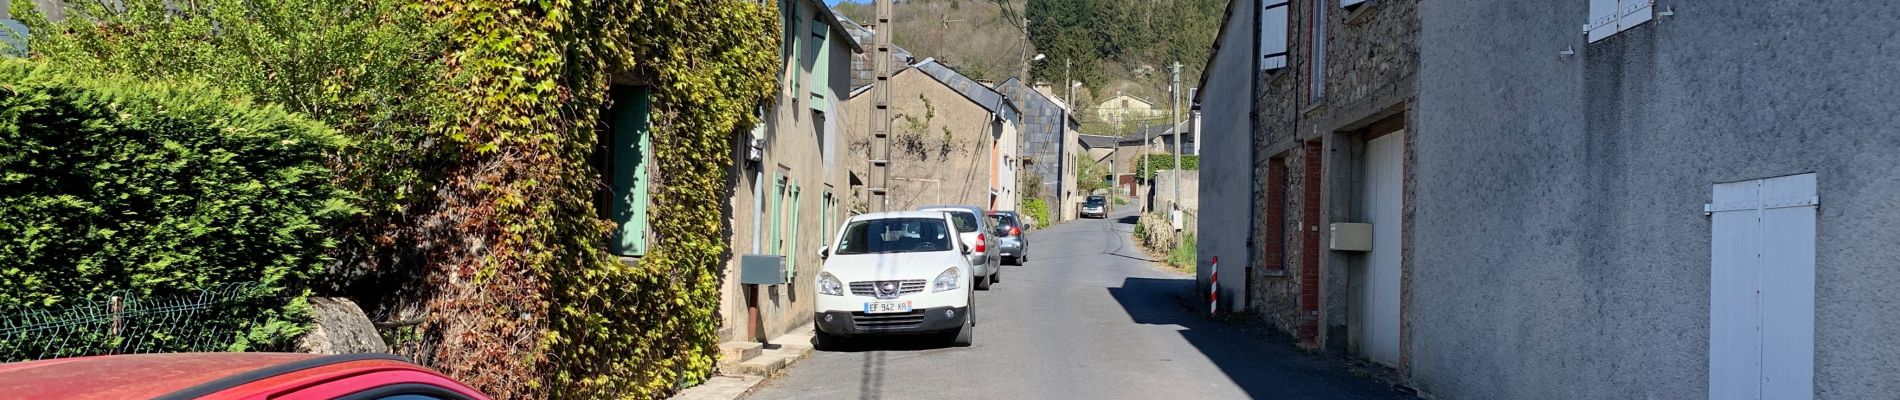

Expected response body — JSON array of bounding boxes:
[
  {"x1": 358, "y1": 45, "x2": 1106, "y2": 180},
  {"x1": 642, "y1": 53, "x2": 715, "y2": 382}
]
[{"x1": 0, "y1": 283, "x2": 281, "y2": 362}]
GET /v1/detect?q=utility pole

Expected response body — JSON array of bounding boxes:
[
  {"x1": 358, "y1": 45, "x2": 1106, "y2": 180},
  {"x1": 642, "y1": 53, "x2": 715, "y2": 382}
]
[
  {"x1": 869, "y1": 0, "x2": 895, "y2": 211},
  {"x1": 937, "y1": 14, "x2": 964, "y2": 61},
  {"x1": 1141, "y1": 121, "x2": 1150, "y2": 213},
  {"x1": 1060, "y1": 57, "x2": 1071, "y2": 217},
  {"x1": 1170, "y1": 62, "x2": 1181, "y2": 214}
]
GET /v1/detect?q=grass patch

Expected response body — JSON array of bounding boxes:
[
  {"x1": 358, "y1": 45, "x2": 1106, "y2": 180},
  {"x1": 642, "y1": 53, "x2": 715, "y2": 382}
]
[{"x1": 1167, "y1": 234, "x2": 1198, "y2": 270}]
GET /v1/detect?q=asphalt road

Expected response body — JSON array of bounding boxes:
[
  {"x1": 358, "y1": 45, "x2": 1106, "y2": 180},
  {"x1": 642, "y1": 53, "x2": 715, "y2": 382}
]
[{"x1": 747, "y1": 209, "x2": 1413, "y2": 400}]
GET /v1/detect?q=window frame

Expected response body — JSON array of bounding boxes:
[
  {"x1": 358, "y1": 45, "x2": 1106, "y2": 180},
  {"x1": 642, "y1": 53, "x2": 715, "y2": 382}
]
[{"x1": 603, "y1": 85, "x2": 653, "y2": 257}]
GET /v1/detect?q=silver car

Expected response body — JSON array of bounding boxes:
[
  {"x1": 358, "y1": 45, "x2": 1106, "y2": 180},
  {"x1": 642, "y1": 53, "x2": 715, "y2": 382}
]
[
  {"x1": 1081, "y1": 195, "x2": 1108, "y2": 219},
  {"x1": 987, "y1": 211, "x2": 1028, "y2": 266},
  {"x1": 917, "y1": 205, "x2": 1002, "y2": 290}
]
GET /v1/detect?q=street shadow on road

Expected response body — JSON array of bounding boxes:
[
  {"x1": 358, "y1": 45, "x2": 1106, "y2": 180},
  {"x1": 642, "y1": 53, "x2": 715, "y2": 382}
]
[
  {"x1": 810, "y1": 334, "x2": 959, "y2": 400},
  {"x1": 1107, "y1": 277, "x2": 1415, "y2": 400},
  {"x1": 814, "y1": 333, "x2": 957, "y2": 353}
]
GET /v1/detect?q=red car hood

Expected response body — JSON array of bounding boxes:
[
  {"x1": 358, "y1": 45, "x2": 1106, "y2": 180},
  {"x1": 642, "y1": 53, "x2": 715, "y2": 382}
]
[{"x1": 0, "y1": 353, "x2": 319, "y2": 399}]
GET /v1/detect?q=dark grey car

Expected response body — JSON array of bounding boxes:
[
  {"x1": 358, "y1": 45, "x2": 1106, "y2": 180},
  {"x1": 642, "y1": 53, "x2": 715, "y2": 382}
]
[{"x1": 987, "y1": 211, "x2": 1028, "y2": 265}]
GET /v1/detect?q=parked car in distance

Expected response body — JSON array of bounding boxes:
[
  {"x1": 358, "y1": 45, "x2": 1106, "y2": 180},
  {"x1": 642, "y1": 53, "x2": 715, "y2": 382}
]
[
  {"x1": 916, "y1": 205, "x2": 1001, "y2": 289},
  {"x1": 988, "y1": 211, "x2": 1028, "y2": 265},
  {"x1": 813, "y1": 211, "x2": 976, "y2": 349},
  {"x1": 1081, "y1": 195, "x2": 1108, "y2": 219},
  {"x1": 0, "y1": 352, "x2": 489, "y2": 400}
]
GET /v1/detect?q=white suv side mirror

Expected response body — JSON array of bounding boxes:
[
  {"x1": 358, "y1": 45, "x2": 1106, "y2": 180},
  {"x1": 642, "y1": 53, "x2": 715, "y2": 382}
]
[{"x1": 818, "y1": 246, "x2": 829, "y2": 260}]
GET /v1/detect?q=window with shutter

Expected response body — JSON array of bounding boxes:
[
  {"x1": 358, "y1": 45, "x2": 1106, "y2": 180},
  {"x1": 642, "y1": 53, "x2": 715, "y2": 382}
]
[
  {"x1": 788, "y1": 183, "x2": 802, "y2": 279},
  {"x1": 1309, "y1": 0, "x2": 1328, "y2": 101},
  {"x1": 1259, "y1": 0, "x2": 1290, "y2": 71},
  {"x1": 607, "y1": 86, "x2": 653, "y2": 257},
  {"x1": 1587, "y1": 0, "x2": 1653, "y2": 43}
]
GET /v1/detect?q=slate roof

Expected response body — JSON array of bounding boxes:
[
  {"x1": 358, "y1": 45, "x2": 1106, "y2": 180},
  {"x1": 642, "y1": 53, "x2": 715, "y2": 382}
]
[
  {"x1": 1121, "y1": 121, "x2": 1192, "y2": 145},
  {"x1": 911, "y1": 58, "x2": 1019, "y2": 122},
  {"x1": 1078, "y1": 134, "x2": 1123, "y2": 148},
  {"x1": 995, "y1": 77, "x2": 1081, "y2": 128}
]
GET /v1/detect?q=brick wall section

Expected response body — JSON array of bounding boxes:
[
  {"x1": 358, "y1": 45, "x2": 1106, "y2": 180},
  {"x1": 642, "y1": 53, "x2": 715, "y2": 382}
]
[
  {"x1": 1249, "y1": 154, "x2": 1299, "y2": 335},
  {"x1": 1263, "y1": 160, "x2": 1287, "y2": 273},
  {"x1": 1297, "y1": 141, "x2": 1324, "y2": 346}
]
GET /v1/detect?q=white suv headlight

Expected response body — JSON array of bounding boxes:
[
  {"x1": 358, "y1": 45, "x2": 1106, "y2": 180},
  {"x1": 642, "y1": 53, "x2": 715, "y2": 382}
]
[
  {"x1": 818, "y1": 272, "x2": 844, "y2": 296},
  {"x1": 932, "y1": 267, "x2": 960, "y2": 292}
]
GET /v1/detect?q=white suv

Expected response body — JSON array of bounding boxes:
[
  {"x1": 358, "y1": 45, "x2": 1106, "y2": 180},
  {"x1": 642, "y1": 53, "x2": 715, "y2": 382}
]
[{"x1": 813, "y1": 211, "x2": 975, "y2": 349}]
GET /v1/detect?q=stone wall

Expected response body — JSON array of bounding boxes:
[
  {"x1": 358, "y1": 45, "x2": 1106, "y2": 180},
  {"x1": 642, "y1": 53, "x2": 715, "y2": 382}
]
[{"x1": 1247, "y1": 0, "x2": 1417, "y2": 355}]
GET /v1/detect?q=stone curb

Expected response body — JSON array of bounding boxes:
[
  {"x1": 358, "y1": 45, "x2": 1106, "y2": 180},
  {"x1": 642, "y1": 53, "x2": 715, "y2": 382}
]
[{"x1": 669, "y1": 332, "x2": 815, "y2": 400}]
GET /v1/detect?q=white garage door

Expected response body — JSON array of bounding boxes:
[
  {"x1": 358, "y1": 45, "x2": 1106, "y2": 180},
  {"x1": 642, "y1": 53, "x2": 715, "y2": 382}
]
[{"x1": 1357, "y1": 131, "x2": 1403, "y2": 366}]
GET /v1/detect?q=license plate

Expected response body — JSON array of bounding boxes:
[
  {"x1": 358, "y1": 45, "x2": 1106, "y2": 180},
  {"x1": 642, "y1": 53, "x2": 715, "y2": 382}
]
[{"x1": 863, "y1": 301, "x2": 913, "y2": 314}]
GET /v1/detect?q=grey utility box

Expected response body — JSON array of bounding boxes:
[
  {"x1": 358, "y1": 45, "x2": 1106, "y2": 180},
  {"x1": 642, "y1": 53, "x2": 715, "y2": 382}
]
[
  {"x1": 739, "y1": 254, "x2": 788, "y2": 285},
  {"x1": 1330, "y1": 223, "x2": 1373, "y2": 252}
]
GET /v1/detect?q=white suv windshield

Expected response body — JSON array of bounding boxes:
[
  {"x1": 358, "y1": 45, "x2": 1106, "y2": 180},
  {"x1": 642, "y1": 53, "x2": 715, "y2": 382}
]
[{"x1": 835, "y1": 218, "x2": 955, "y2": 255}]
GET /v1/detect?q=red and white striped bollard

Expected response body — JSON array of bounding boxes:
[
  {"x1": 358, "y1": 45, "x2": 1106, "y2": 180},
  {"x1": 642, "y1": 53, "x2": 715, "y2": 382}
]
[{"x1": 1208, "y1": 256, "x2": 1219, "y2": 316}]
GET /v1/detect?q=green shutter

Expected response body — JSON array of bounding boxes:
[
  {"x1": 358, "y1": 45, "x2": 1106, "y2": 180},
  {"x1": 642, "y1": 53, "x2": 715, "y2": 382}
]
[
  {"x1": 788, "y1": 183, "x2": 801, "y2": 273},
  {"x1": 820, "y1": 193, "x2": 831, "y2": 246},
  {"x1": 608, "y1": 87, "x2": 652, "y2": 256},
  {"x1": 771, "y1": 173, "x2": 784, "y2": 256},
  {"x1": 810, "y1": 23, "x2": 830, "y2": 111}
]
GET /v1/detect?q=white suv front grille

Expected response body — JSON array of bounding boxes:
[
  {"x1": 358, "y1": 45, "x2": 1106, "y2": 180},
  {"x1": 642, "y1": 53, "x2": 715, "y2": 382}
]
[{"x1": 849, "y1": 280, "x2": 927, "y2": 299}]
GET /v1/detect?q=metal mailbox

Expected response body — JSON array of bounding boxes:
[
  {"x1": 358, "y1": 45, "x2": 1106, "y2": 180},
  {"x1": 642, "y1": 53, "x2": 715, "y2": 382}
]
[{"x1": 739, "y1": 254, "x2": 788, "y2": 285}]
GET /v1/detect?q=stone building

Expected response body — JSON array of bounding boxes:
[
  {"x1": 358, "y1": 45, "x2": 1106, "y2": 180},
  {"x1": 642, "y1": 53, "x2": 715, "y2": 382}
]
[
  {"x1": 997, "y1": 78, "x2": 1082, "y2": 221},
  {"x1": 1094, "y1": 92, "x2": 1164, "y2": 130},
  {"x1": 1250, "y1": 0, "x2": 1418, "y2": 370},
  {"x1": 718, "y1": 0, "x2": 861, "y2": 345},
  {"x1": 1193, "y1": 0, "x2": 1419, "y2": 372},
  {"x1": 845, "y1": 58, "x2": 1019, "y2": 212}
]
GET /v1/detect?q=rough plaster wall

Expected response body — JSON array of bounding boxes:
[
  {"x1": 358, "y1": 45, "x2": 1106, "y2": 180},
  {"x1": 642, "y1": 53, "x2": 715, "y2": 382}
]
[
  {"x1": 1414, "y1": 2, "x2": 1900, "y2": 399},
  {"x1": 1195, "y1": 0, "x2": 1255, "y2": 316},
  {"x1": 845, "y1": 70, "x2": 997, "y2": 211},
  {"x1": 1151, "y1": 170, "x2": 1200, "y2": 214}
]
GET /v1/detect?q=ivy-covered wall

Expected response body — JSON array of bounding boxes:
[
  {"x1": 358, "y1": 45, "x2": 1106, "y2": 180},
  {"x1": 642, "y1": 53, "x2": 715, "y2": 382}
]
[
  {"x1": 14, "y1": 0, "x2": 779, "y2": 397},
  {"x1": 423, "y1": 0, "x2": 779, "y2": 397}
]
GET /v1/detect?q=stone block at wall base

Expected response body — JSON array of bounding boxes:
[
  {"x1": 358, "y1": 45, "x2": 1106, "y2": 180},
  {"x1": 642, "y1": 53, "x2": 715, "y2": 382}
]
[{"x1": 295, "y1": 297, "x2": 389, "y2": 355}]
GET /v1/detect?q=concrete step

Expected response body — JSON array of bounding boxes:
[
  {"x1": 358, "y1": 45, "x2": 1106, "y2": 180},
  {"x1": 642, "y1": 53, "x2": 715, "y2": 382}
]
[
  {"x1": 718, "y1": 341, "x2": 763, "y2": 363},
  {"x1": 773, "y1": 332, "x2": 815, "y2": 354},
  {"x1": 722, "y1": 352, "x2": 793, "y2": 376}
]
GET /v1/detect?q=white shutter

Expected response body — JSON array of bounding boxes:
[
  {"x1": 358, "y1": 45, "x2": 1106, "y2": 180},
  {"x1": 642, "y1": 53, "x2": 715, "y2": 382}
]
[
  {"x1": 1589, "y1": 0, "x2": 1654, "y2": 43},
  {"x1": 1586, "y1": 0, "x2": 1619, "y2": 42},
  {"x1": 1259, "y1": 0, "x2": 1289, "y2": 71},
  {"x1": 1708, "y1": 173, "x2": 1817, "y2": 400},
  {"x1": 1340, "y1": 0, "x2": 1367, "y2": 9},
  {"x1": 1755, "y1": 174, "x2": 1816, "y2": 400},
  {"x1": 1617, "y1": 0, "x2": 1654, "y2": 33}
]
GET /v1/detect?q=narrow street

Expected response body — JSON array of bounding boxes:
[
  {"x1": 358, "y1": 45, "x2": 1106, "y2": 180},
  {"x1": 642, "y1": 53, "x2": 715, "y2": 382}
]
[{"x1": 748, "y1": 209, "x2": 1412, "y2": 400}]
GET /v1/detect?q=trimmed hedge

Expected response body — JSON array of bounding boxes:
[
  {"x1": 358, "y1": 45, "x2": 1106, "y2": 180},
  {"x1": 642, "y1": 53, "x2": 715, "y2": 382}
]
[
  {"x1": 1138, "y1": 153, "x2": 1199, "y2": 181},
  {"x1": 1022, "y1": 197, "x2": 1050, "y2": 228},
  {"x1": 0, "y1": 60, "x2": 348, "y2": 352}
]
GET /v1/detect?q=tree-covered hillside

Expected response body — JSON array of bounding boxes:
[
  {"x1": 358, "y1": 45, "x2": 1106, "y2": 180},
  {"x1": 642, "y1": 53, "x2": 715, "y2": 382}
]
[{"x1": 835, "y1": 0, "x2": 1226, "y2": 136}]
